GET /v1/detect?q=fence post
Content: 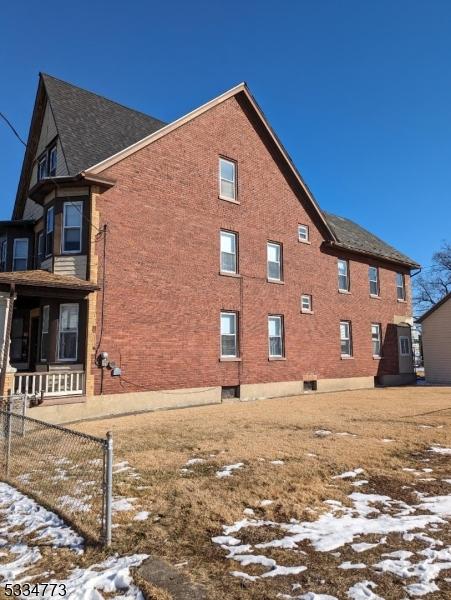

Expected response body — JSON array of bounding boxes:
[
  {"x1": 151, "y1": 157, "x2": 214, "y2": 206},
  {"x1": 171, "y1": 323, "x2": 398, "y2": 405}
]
[
  {"x1": 5, "y1": 400, "x2": 11, "y2": 478},
  {"x1": 104, "y1": 431, "x2": 113, "y2": 546}
]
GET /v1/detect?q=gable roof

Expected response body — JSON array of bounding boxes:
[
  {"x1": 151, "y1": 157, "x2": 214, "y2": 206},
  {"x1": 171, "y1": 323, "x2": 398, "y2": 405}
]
[
  {"x1": 324, "y1": 212, "x2": 420, "y2": 268},
  {"x1": 41, "y1": 73, "x2": 166, "y2": 175},
  {"x1": 417, "y1": 291, "x2": 451, "y2": 323},
  {"x1": 14, "y1": 74, "x2": 419, "y2": 269}
]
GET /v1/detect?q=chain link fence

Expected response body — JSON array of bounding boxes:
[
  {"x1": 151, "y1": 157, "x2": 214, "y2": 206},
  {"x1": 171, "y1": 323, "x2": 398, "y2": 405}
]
[{"x1": 0, "y1": 398, "x2": 113, "y2": 546}]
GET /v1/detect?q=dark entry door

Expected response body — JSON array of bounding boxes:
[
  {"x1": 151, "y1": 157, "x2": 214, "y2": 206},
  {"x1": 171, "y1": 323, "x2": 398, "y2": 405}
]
[{"x1": 29, "y1": 317, "x2": 40, "y2": 371}]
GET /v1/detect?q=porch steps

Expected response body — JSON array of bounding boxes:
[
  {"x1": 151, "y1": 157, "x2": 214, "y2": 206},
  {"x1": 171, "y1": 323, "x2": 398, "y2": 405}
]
[{"x1": 36, "y1": 395, "x2": 87, "y2": 407}]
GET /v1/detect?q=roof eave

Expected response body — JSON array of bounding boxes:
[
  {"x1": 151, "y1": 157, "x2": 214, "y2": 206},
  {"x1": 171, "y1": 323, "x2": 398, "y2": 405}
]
[
  {"x1": 416, "y1": 291, "x2": 451, "y2": 323},
  {"x1": 326, "y1": 241, "x2": 420, "y2": 270},
  {"x1": 28, "y1": 173, "x2": 115, "y2": 203}
]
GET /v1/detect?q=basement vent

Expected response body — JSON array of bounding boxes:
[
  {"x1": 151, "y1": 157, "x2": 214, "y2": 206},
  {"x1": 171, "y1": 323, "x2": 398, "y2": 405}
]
[
  {"x1": 303, "y1": 380, "x2": 317, "y2": 392},
  {"x1": 221, "y1": 385, "x2": 240, "y2": 400}
]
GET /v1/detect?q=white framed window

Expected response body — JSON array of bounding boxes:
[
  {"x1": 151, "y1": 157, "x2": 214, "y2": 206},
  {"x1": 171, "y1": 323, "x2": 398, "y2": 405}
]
[
  {"x1": 399, "y1": 335, "x2": 410, "y2": 356},
  {"x1": 46, "y1": 206, "x2": 54, "y2": 256},
  {"x1": 57, "y1": 304, "x2": 79, "y2": 361},
  {"x1": 340, "y1": 320, "x2": 352, "y2": 357},
  {"x1": 48, "y1": 146, "x2": 57, "y2": 176},
  {"x1": 338, "y1": 259, "x2": 349, "y2": 291},
  {"x1": 38, "y1": 155, "x2": 47, "y2": 180},
  {"x1": 220, "y1": 312, "x2": 238, "y2": 357},
  {"x1": 301, "y1": 294, "x2": 312, "y2": 313},
  {"x1": 267, "y1": 242, "x2": 282, "y2": 281},
  {"x1": 371, "y1": 323, "x2": 382, "y2": 357},
  {"x1": 12, "y1": 239, "x2": 28, "y2": 271},
  {"x1": 219, "y1": 157, "x2": 236, "y2": 201},
  {"x1": 268, "y1": 315, "x2": 284, "y2": 358},
  {"x1": 369, "y1": 266, "x2": 379, "y2": 296},
  {"x1": 37, "y1": 231, "x2": 44, "y2": 265},
  {"x1": 62, "y1": 202, "x2": 83, "y2": 253},
  {"x1": 396, "y1": 273, "x2": 406, "y2": 301},
  {"x1": 41, "y1": 305, "x2": 50, "y2": 362},
  {"x1": 220, "y1": 230, "x2": 237, "y2": 274},
  {"x1": 298, "y1": 224, "x2": 309, "y2": 242},
  {"x1": 0, "y1": 240, "x2": 7, "y2": 271}
]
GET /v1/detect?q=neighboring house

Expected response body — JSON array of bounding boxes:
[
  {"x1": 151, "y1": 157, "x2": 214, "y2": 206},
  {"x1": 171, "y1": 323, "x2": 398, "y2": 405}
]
[
  {"x1": 411, "y1": 323, "x2": 423, "y2": 368},
  {"x1": 0, "y1": 74, "x2": 419, "y2": 421},
  {"x1": 417, "y1": 293, "x2": 451, "y2": 383}
]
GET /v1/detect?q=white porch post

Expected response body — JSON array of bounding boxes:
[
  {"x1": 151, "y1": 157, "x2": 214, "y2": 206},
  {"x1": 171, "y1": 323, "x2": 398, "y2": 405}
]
[{"x1": 0, "y1": 291, "x2": 17, "y2": 396}]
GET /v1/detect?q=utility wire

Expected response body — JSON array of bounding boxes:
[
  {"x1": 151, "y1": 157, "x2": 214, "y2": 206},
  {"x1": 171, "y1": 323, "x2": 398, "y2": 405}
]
[{"x1": 0, "y1": 112, "x2": 27, "y2": 147}]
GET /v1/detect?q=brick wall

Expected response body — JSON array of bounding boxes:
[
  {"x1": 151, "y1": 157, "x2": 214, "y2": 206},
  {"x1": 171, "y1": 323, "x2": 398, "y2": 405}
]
[{"x1": 92, "y1": 94, "x2": 412, "y2": 395}]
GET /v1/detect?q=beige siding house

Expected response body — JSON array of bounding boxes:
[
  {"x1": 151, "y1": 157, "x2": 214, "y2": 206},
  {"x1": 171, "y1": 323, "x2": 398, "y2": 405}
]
[{"x1": 418, "y1": 292, "x2": 451, "y2": 384}]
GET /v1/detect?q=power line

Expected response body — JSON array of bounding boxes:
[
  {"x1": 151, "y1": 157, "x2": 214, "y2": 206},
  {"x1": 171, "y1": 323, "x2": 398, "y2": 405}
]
[{"x1": 0, "y1": 112, "x2": 27, "y2": 147}]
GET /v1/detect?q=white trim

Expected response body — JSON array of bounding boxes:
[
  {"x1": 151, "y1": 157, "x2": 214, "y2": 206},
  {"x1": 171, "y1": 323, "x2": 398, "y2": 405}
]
[
  {"x1": 219, "y1": 157, "x2": 237, "y2": 201},
  {"x1": 340, "y1": 320, "x2": 352, "y2": 357},
  {"x1": 396, "y1": 272, "x2": 406, "y2": 301},
  {"x1": 298, "y1": 224, "x2": 309, "y2": 242},
  {"x1": 220, "y1": 311, "x2": 238, "y2": 358},
  {"x1": 84, "y1": 84, "x2": 336, "y2": 241},
  {"x1": 338, "y1": 259, "x2": 349, "y2": 292},
  {"x1": 62, "y1": 201, "x2": 83, "y2": 254},
  {"x1": 267, "y1": 242, "x2": 282, "y2": 282},
  {"x1": 371, "y1": 322, "x2": 382, "y2": 357},
  {"x1": 369, "y1": 266, "x2": 379, "y2": 297},
  {"x1": 220, "y1": 230, "x2": 238, "y2": 274},
  {"x1": 268, "y1": 315, "x2": 284, "y2": 358},
  {"x1": 12, "y1": 238, "x2": 28, "y2": 271},
  {"x1": 301, "y1": 294, "x2": 312, "y2": 313},
  {"x1": 57, "y1": 303, "x2": 79, "y2": 362}
]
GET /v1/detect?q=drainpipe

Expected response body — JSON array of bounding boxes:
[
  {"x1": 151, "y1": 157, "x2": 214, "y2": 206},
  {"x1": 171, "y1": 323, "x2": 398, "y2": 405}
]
[{"x1": 0, "y1": 284, "x2": 16, "y2": 396}]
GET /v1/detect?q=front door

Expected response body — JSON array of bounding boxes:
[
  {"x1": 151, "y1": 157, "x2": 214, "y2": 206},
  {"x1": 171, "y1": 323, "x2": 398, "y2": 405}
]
[{"x1": 29, "y1": 317, "x2": 40, "y2": 371}]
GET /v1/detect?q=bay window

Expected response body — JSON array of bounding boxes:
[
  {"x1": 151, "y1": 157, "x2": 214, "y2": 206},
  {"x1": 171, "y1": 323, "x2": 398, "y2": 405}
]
[
  {"x1": 62, "y1": 202, "x2": 83, "y2": 253},
  {"x1": 12, "y1": 239, "x2": 28, "y2": 271}
]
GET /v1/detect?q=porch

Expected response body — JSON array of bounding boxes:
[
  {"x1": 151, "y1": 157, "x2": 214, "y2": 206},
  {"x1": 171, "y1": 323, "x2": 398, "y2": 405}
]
[{"x1": 0, "y1": 270, "x2": 98, "y2": 401}]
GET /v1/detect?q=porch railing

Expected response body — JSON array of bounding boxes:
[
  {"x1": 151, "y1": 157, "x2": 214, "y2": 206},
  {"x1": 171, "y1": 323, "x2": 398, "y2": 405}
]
[{"x1": 14, "y1": 371, "x2": 85, "y2": 397}]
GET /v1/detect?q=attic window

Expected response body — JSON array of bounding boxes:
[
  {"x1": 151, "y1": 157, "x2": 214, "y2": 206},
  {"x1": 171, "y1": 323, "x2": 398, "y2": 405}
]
[
  {"x1": 37, "y1": 144, "x2": 57, "y2": 180},
  {"x1": 38, "y1": 155, "x2": 47, "y2": 181},
  {"x1": 49, "y1": 145, "x2": 57, "y2": 177}
]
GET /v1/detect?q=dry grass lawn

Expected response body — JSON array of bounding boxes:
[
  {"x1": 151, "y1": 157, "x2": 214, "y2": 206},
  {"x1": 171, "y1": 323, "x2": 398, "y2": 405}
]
[{"x1": 67, "y1": 385, "x2": 451, "y2": 599}]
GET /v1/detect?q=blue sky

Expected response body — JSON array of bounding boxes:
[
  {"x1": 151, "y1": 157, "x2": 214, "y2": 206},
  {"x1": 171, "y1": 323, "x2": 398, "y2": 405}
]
[{"x1": 1, "y1": 0, "x2": 450, "y2": 268}]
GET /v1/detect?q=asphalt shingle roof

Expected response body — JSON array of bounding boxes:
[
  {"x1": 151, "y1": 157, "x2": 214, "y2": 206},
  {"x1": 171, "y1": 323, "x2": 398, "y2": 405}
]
[
  {"x1": 36, "y1": 75, "x2": 418, "y2": 269},
  {"x1": 41, "y1": 73, "x2": 166, "y2": 174},
  {"x1": 324, "y1": 212, "x2": 419, "y2": 268},
  {"x1": 0, "y1": 270, "x2": 98, "y2": 291}
]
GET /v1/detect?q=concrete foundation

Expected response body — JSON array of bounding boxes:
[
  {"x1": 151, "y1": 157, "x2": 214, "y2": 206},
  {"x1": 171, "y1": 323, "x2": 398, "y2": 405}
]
[{"x1": 28, "y1": 375, "x2": 381, "y2": 424}]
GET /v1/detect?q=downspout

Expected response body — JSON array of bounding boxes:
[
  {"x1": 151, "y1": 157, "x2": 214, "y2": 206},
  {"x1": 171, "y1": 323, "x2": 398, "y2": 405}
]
[{"x1": 0, "y1": 284, "x2": 16, "y2": 396}]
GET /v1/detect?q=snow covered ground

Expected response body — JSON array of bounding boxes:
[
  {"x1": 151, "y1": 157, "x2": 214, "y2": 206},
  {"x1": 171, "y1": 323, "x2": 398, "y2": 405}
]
[
  {"x1": 0, "y1": 482, "x2": 148, "y2": 598},
  {"x1": 212, "y1": 446, "x2": 451, "y2": 598}
]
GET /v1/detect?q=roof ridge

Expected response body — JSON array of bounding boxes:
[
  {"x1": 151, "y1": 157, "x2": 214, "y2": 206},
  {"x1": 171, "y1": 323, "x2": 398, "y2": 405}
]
[{"x1": 40, "y1": 72, "x2": 167, "y2": 125}]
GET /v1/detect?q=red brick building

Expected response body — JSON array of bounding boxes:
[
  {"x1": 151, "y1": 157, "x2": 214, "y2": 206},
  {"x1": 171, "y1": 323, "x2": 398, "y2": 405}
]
[{"x1": 0, "y1": 74, "x2": 419, "y2": 421}]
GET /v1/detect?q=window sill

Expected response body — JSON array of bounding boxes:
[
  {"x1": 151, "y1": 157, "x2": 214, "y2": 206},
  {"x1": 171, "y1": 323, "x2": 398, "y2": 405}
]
[
  {"x1": 340, "y1": 355, "x2": 354, "y2": 360},
  {"x1": 373, "y1": 355, "x2": 383, "y2": 360},
  {"x1": 338, "y1": 289, "x2": 351, "y2": 295},
  {"x1": 370, "y1": 294, "x2": 381, "y2": 300},
  {"x1": 219, "y1": 271, "x2": 241, "y2": 278},
  {"x1": 219, "y1": 357, "x2": 242, "y2": 362},
  {"x1": 218, "y1": 195, "x2": 240, "y2": 205},
  {"x1": 268, "y1": 357, "x2": 286, "y2": 361},
  {"x1": 397, "y1": 299, "x2": 407, "y2": 303},
  {"x1": 298, "y1": 239, "x2": 311, "y2": 245},
  {"x1": 267, "y1": 278, "x2": 284, "y2": 285},
  {"x1": 301, "y1": 310, "x2": 314, "y2": 315}
]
